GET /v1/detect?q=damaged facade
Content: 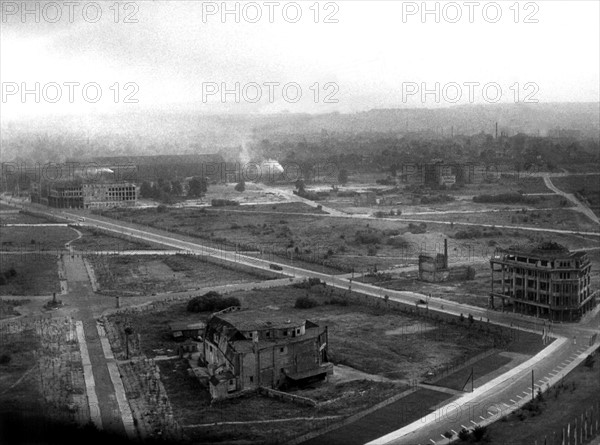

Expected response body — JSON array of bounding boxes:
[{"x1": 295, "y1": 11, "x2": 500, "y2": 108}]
[
  {"x1": 203, "y1": 309, "x2": 332, "y2": 400},
  {"x1": 418, "y1": 239, "x2": 449, "y2": 282},
  {"x1": 490, "y1": 244, "x2": 596, "y2": 321}
]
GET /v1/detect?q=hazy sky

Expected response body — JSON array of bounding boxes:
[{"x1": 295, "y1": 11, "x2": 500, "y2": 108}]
[{"x1": 1, "y1": 0, "x2": 599, "y2": 118}]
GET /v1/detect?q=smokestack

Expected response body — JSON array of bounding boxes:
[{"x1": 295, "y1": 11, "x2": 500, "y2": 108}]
[{"x1": 444, "y1": 239, "x2": 448, "y2": 268}]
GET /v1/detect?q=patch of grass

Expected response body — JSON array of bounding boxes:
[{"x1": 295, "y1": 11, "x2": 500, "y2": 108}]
[
  {"x1": 487, "y1": 357, "x2": 600, "y2": 444},
  {"x1": 0, "y1": 256, "x2": 60, "y2": 296}
]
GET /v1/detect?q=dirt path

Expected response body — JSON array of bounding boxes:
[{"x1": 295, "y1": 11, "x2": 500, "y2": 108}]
[{"x1": 543, "y1": 174, "x2": 600, "y2": 225}]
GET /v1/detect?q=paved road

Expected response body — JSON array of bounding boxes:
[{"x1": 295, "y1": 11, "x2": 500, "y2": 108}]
[{"x1": 62, "y1": 254, "x2": 127, "y2": 436}]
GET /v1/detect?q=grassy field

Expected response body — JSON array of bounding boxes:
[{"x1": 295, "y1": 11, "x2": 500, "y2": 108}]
[
  {"x1": 89, "y1": 253, "x2": 277, "y2": 295},
  {"x1": 97, "y1": 199, "x2": 598, "y2": 276},
  {"x1": 361, "y1": 262, "x2": 493, "y2": 309},
  {"x1": 0, "y1": 255, "x2": 60, "y2": 296},
  {"x1": 0, "y1": 226, "x2": 77, "y2": 251},
  {"x1": 485, "y1": 354, "x2": 600, "y2": 445},
  {"x1": 553, "y1": 174, "x2": 600, "y2": 217},
  {"x1": 0, "y1": 318, "x2": 89, "y2": 439},
  {"x1": 0, "y1": 212, "x2": 53, "y2": 225},
  {"x1": 398, "y1": 207, "x2": 597, "y2": 232},
  {"x1": 0, "y1": 327, "x2": 44, "y2": 421},
  {"x1": 0, "y1": 299, "x2": 29, "y2": 319},
  {"x1": 157, "y1": 356, "x2": 406, "y2": 444}
]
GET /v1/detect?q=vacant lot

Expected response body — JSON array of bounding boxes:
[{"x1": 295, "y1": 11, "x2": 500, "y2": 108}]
[
  {"x1": 105, "y1": 283, "x2": 533, "y2": 444},
  {"x1": 361, "y1": 262, "x2": 492, "y2": 309},
  {"x1": 0, "y1": 318, "x2": 88, "y2": 433},
  {"x1": 0, "y1": 255, "x2": 60, "y2": 296},
  {"x1": 399, "y1": 207, "x2": 597, "y2": 232},
  {"x1": 486, "y1": 354, "x2": 600, "y2": 445},
  {"x1": 89, "y1": 254, "x2": 277, "y2": 295},
  {"x1": 0, "y1": 212, "x2": 53, "y2": 225},
  {"x1": 553, "y1": 174, "x2": 600, "y2": 217},
  {"x1": 158, "y1": 358, "x2": 405, "y2": 444},
  {"x1": 0, "y1": 226, "x2": 77, "y2": 251},
  {"x1": 0, "y1": 299, "x2": 29, "y2": 319}
]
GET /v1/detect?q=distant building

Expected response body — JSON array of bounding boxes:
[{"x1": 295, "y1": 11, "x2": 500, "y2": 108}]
[
  {"x1": 490, "y1": 244, "x2": 596, "y2": 321},
  {"x1": 203, "y1": 310, "x2": 332, "y2": 400},
  {"x1": 45, "y1": 182, "x2": 137, "y2": 209},
  {"x1": 68, "y1": 154, "x2": 229, "y2": 183}
]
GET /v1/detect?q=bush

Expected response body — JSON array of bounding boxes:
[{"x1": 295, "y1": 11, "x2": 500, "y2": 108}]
[
  {"x1": 407, "y1": 222, "x2": 427, "y2": 234},
  {"x1": 458, "y1": 428, "x2": 470, "y2": 441},
  {"x1": 355, "y1": 229, "x2": 384, "y2": 245},
  {"x1": 187, "y1": 291, "x2": 240, "y2": 312},
  {"x1": 0, "y1": 354, "x2": 11, "y2": 365},
  {"x1": 465, "y1": 266, "x2": 476, "y2": 280},
  {"x1": 472, "y1": 425, "x2": 488, "y2": 441},
  {"x1": 295, "y1": 296, "x2": 318, "y2": 309},
  {"x1": 156, "y1": 204, "x2": 168, "y2": 213},
  {"x1": 234, "y1": 180, "x2": 246, "y2": 192},
  {"x1": 211, "y1": 199, "x2": 239, "y2": 207}
]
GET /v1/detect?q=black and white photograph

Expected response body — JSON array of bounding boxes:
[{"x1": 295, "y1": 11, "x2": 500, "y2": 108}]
[{"x1": 1, "y1": 1, "x2": 599, "y2": 444}]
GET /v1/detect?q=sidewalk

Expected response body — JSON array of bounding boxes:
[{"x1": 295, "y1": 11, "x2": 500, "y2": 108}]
[{"x1": 62, "y1": 254, "x2": 129, "y2": 437}]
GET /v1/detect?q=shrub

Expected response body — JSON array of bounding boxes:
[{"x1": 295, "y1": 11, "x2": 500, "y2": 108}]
[
  {"x1": 355, "y1": 230, "x2": 383, "y2": 245},
  {"x1": 458, "y1": 428, "x2": 470, "y2": 441},
  {"x1": 156, "y1": 204, "x2": 168, "y2": 213},
  {"x1": 234, "y1": 180, "x2": 246, "y2": 192},
  {"x1": 584, "y1": 354, "x2": 595, "y2": 369},
  {"x1": 211, "y1": 199, "x2": 239, "y2": 207},
  {"x1": 187, "y1": 291, "x2": 240, "y2": 312},
  {"x1": 472, "y1": 425, "x2": 488, "y2": 441},
  {"x1": 295, "y1": 296, "x2": 318, "y2": 309},
  {"x1": 465, "y1": 266, "x2": 476, "y2": 280},
  {"x1": 0, "y1": 354, "x2": 11, "y2": 365}
]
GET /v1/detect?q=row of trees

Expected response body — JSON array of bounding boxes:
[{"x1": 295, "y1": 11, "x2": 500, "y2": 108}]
[{"x1": 139, "y1": 177, "x2": 209, "y2": 203}]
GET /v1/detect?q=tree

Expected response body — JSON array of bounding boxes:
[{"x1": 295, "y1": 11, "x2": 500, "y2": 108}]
[
  {"x1": 338, "y1": 168, "x2": 349, "y2": 185},
  {"x1": 234, "y1": 180, "x2": 246, "y2": 192},
  {"x1": 171, "y1": 180, "x2": 183, "y2": 196},
  {"x1": 188, "y1": 177, "x2": 208, "y2": 198},
  {"x1": 140, "y1": 181, "x2": 153, "y2": 199},
  {"x1": 294, "y1": 179, "x2": 306, "y2": 193}
]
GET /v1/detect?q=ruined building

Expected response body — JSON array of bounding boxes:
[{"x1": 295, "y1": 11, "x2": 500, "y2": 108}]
[
  {"x1": 203, "y1": 309, "x2": 332, "y2": 400},
  {"x1": 490, "y1": 243, "x2": 595, "y2": 321},
  {"x1": 418, "y1": 239, "x2": 449, "y2": 282}
]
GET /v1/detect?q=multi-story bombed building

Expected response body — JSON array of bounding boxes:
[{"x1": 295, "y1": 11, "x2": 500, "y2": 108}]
[
  {"x1": 204, "y1": 309, "x2": 332, "y2": 400},
  {"x1": 46, "y1": 182, "x2": 137, "y2": 209},
  {"x1": 489, "y1": 243, "x2": 595, "y2": 322}
]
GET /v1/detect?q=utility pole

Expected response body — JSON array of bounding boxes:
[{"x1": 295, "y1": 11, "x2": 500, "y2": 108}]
[{"x1": 532, "y1": 369, "x2": 535, "y2": 402}]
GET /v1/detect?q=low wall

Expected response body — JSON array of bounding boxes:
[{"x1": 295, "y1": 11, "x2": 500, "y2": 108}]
[{"x1": 258, "y1": 387, "x2": 317, "y2": 407}]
